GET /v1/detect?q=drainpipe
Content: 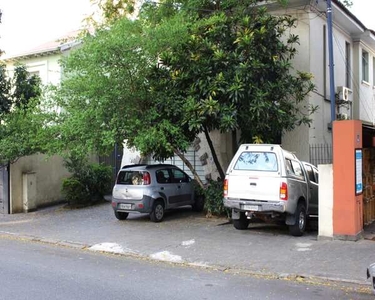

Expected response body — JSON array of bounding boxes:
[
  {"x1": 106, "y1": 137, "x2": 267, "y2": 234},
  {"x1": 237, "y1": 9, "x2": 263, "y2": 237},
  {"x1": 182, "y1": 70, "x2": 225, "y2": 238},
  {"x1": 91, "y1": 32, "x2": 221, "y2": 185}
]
[{"x1": 327, "y1": 0, "x2": 336, "y2": 124}]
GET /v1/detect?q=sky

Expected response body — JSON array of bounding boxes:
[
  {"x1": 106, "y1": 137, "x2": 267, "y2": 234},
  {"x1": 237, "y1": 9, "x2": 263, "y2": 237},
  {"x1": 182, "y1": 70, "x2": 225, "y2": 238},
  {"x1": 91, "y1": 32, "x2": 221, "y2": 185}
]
[
  {"x1": 0, "y1": 0, "x2": 374, "y2": 57},
  {"x1": 0, "y1": 0, "x2": 94, "y2": 56}
]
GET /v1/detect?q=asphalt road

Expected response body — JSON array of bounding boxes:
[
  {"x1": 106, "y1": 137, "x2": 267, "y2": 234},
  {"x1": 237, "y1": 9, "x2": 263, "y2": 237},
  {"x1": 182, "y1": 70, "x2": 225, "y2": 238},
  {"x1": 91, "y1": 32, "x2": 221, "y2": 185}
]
[{"x1": 0, "y1": 237, "x2": 372, "y2": 300}]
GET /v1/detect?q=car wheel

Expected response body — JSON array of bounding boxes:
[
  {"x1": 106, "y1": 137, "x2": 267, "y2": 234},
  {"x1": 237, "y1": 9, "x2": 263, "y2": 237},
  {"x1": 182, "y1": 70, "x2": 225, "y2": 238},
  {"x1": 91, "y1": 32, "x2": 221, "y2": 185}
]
[
  {"x1": 150, "y1": 201, "x2": 164, "y2": 222},
  {"x1": 115, "y1": 211, "x2": 129, "y2": 220},
  {"x1": 192, "y1": 194, "x2": 205, "y2": 212},
  {"x1": 233, "y1": 212, "x2": 249, "y2": 230},
  {"x1": 289, "y1": 203, "x2": 306, "y2": 236}
]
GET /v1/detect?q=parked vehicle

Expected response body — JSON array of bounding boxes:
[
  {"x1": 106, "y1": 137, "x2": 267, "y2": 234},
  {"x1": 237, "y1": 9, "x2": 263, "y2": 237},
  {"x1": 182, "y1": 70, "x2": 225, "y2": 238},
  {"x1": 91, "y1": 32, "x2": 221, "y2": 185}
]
[
  {"x1": 367, "y1": 263, "x2": 375, "y2": 294},
  {"x1": 111, "y1": 164, "x2": 204, "y2": 222},
  {"x1": 223, "y1": 144, "x2": 319, "y2": 236}
]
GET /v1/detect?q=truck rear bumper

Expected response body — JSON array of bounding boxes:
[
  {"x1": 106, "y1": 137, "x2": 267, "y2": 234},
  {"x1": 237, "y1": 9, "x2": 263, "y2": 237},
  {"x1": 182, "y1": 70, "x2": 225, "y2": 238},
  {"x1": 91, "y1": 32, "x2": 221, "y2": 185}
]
[{"x1": 223, "y1": 198, "x2": 286, "y2": 213}]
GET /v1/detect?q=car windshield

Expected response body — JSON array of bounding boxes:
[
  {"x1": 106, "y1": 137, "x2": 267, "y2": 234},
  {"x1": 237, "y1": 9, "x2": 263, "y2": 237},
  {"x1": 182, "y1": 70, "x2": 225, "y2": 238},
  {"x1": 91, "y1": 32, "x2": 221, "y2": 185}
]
[
  {"x1": 117, "y1": 171, "x2": 144, "y2": 185},
  {"x1": 233, "y1": 151, "x2": 278, "y2": 171}
]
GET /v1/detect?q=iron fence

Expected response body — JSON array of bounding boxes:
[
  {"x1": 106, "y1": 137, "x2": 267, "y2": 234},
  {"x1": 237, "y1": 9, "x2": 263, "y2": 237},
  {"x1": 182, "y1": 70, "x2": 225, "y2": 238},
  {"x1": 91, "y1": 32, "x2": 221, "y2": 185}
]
[{"x1": 309, "y1": 144, "x2": 332, "y2": 166}]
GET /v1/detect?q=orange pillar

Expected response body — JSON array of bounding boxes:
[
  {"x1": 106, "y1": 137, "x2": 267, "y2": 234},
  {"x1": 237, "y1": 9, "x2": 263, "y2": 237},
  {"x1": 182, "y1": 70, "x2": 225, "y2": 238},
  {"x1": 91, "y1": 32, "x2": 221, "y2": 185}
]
[{"x1": 333, "y1": 120, "x2": 363, "y2": 240}]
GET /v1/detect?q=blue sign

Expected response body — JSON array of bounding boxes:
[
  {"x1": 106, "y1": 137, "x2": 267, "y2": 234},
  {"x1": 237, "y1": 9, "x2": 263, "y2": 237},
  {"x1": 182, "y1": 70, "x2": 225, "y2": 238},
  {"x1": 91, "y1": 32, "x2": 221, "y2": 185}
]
[{"x1": 355, "y1": 149, "x2": 362, "y2": 195}]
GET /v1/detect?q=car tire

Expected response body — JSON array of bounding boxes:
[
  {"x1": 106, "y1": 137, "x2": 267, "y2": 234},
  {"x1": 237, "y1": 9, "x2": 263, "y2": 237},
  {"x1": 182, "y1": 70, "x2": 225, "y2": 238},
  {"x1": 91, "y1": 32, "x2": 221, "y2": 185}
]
[
  {"x1": 289, "y1": 203, "x2": 306, "y2": 237},
  {"x1": 150, "y1": 200, "x2": 164, "y2": 222},
  {"x1": 233, "y1": 212, "x2": 249, "y2": 230},
  {"x1": 192, "y1": 194, "x2": 205, "y2": 212},
  {"x1": 115, "y1": 211, "x2": 129, "y2": 220}
]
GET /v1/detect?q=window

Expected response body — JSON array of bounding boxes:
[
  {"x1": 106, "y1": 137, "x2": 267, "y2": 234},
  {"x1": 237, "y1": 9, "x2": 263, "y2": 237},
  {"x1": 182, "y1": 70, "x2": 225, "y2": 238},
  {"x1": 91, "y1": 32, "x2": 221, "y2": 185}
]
[
  {"x1": 117, "y1": 171, "x2": 143, "y2": 185},
  {"x1": 291, "y1": 160, "x2": 304, "y2": 180},
  {"x1": 373, "y1": 57, "x2": 375, "y2": 86},
  {"x1": 304, "y1": 164, "x2": 318, "y2": 184},
  {"x1": 171, "y1": 169, "x2": 189, "y2": 183},
  {"x1": 362, "y1": 50, "x2": 369, "y2": 82},
  {"x1": 286, "y1": 159, "x2": 305, "y2": 181},
  {"x1": 313, "y1": 168, "x2": 319, "y2": 184},
  {"x1": 156, "y1": 169, "x2": 171, "y2": 184},
  {"x1": 234, "y1": 152, "x2": 278, "y2": 171},
  {"x1": 304, "y1": 165, "x2": 315, "y2": 182},
  {"x1": 345, "y1": 42, "x2": 351, "y2": 88}
]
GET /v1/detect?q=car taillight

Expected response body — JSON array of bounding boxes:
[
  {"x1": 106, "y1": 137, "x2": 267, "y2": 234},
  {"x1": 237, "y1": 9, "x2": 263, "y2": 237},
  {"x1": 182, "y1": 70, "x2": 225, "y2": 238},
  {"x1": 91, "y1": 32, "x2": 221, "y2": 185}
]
[
  {"x1": 143, "y1": 172, "x2": 151, "y2": 185},
  {"x1": 223, "y1": 179, "x2": 228, "y2": 197},
  {"x1": 280, "y1": 182, "x2": 288, "y2": 200}
]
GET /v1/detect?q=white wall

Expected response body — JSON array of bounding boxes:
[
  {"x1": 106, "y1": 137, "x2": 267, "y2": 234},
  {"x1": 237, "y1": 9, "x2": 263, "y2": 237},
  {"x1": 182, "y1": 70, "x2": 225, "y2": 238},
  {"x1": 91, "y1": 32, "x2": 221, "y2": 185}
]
[
  {"x1": 121, "y1": 141, "x2": 141, "y2": 167},
  {"x1": 10, "y1": 154, "x2": 70, "y2": 213},
  {"x1": 196, "y1": 130, "x2": 234, "y2": 180},
  {"x1": 318, "y1": 164, "x2": 333, "y2": 238},
  {"x1": 278, "y1": 9, "x2": 311, "y2": 161},
  {"x1": 6, "y1": 53, "x2": 62, "y2": 86},
  {"x1": 354, "y1": 42, "x2": 375, "y2": 125}
]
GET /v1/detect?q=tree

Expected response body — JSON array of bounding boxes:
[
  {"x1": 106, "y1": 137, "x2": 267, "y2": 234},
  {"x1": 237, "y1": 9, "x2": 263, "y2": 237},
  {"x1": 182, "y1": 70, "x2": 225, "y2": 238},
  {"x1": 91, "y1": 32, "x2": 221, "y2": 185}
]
[
  {"x1": 0, "y1": 10, "x2": 43, "y2": 164},
  {"x1": 141, "y1": 2, "x2": 315, "y2": 179},
  {"x1": 0, "y1": 63, "x2": 43, "y2": 163},
  {"x1": 340, "y1": 0, "x2": 353, "y2": 7},
  {"x1": 50, "y1": 0, "x2": 315, "y2": 186}
]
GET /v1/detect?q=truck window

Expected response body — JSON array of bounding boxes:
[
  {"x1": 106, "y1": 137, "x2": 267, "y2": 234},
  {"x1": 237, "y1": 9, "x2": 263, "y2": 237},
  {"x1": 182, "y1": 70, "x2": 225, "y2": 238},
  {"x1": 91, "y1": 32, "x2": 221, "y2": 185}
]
[
  {"x1": 313, "y1": 168, "x2": 319, "y2": 183},
  {"x1": 291, "y1": 160, "x2": 305, "y2": 180},
  {"x1": 234, "y1": 152, "x2": 278, "y2": 171},
  {"x1": 304, "y1": 164, "x2": 316, "y2": 183},
  {"x1": 286, "y1": 159, "x2": 305, "y2": 180}
]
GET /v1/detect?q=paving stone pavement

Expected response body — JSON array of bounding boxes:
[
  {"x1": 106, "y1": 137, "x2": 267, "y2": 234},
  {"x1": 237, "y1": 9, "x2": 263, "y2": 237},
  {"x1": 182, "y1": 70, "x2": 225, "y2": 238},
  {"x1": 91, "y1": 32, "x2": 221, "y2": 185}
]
[{"x1": 0, "y1": 201, "x2": 374, "y2": 286}]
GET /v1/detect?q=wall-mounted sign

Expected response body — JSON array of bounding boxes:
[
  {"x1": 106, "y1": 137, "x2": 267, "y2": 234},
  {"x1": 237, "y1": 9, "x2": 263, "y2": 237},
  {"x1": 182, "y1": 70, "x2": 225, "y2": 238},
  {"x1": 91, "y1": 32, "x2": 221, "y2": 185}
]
[{"x1": 355, "y1": 149, "x2": 363, "y2": 195}]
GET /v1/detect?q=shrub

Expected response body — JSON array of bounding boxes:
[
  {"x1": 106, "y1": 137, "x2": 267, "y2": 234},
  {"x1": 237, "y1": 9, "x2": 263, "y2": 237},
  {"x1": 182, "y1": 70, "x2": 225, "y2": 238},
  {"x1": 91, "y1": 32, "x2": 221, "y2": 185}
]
[
  {"x1": 202, "y1": 180, "x2": 230, "y2": 218},
  {"x1": 62, "y1": 178, "x2": 90, "y2": 206},
  {"x1": 62, "y1": 157, "x2": 112, "y2": 207}
]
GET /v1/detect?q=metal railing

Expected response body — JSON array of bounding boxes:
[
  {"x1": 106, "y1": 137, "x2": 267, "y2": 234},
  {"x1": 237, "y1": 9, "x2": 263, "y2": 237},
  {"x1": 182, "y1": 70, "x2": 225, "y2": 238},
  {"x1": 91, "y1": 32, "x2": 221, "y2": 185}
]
[{"x1": 309, "y1": 144, "x2": 332, "y2": 166}]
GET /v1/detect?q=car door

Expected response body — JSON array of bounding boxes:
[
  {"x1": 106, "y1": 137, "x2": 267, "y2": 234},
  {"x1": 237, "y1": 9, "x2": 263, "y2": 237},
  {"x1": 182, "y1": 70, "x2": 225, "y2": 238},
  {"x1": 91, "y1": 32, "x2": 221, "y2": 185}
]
[
  {"x1": 303, "y1": 163, "x2": 319, "y2": 215},
  {"x1": 170, "y1": 168, "x2": 194, "y2": 205},
  {"x1": 155, "y1": 169, "x2": 177, "y2": 207}
]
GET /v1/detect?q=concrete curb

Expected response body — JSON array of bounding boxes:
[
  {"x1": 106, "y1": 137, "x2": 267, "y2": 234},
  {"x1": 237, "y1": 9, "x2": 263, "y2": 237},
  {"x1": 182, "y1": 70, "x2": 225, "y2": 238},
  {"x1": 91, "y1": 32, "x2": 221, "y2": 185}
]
[{"x1": 0, "y1": 231, "x2": 371, "y2": 289}]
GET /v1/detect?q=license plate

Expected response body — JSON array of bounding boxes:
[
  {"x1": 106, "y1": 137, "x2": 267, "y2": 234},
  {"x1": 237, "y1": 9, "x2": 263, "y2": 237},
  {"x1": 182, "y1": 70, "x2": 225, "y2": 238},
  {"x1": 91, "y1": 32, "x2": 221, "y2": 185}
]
[
  {"x1": 118, "y1": 203, "x2": 132, "y2": 210},
  {"x1": 243, "y1": 205, "x2": 259, "y2": 211}
]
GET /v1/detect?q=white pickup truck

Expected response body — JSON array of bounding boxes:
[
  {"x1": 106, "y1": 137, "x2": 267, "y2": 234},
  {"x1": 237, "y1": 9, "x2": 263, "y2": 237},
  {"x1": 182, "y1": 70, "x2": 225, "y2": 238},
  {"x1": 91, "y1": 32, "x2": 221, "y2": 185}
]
[{"x1": 223, "y1": 144, "x2": 318, "y2": 236}]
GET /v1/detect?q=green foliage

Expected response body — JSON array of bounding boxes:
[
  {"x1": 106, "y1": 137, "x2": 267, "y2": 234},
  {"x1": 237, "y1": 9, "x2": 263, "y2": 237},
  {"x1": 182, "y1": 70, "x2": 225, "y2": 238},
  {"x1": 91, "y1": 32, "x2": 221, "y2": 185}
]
[
  {"x1": 0, "y1": 63, "x2": 11, "y2": 114},
  {"x1": 49, "y1": 0, "x2": 316, "y2": 183},
  {"x1": 202, "y1": 180, "x2": 230, "y2": 217},
  {"x1": 62, "y1": 156, "x2": 112, "y2": 207},
  {"x1": 11, "y1": 65, "x2": 41, "y2": 109},
  {"x1": 340, "y1": 0, "x2": 353, "y2": 7},
  {"x1": 0, "y1": 64, "x2": 43, "y2": 163},
  {"x1": 62, "y1": 178, "x2": 91, "y2": 206},
  {"x1": 88, "y1": 0, "x2": 137, "y2": 25}
]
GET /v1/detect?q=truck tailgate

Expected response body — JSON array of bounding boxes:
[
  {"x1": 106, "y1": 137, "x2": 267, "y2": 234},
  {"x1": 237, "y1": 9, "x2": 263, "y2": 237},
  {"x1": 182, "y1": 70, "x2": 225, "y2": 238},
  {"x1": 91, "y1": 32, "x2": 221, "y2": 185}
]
[{"x1": 228, "y1": 173, "x2": 281, "y2": 201}]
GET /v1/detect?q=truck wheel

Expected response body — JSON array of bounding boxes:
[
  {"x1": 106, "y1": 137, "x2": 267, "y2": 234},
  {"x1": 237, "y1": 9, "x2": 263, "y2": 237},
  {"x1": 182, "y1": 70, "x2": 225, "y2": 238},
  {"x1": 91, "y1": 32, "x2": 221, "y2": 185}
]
[
  {"x1": 289, "y1": 203, "x2": 306, "y2": 236},
  {"x1": 233, "y1": 212, "x2": 249, "y2": 230}
]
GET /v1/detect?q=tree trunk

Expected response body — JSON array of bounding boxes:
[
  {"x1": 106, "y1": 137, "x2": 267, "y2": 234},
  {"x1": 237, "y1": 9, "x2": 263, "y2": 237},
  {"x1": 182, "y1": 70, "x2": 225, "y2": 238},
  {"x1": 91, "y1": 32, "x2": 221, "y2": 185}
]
[
  {"x1": 173, "y1": 148, "x2": 204, "y2": 189},
  {"x1": 203, "y1": 126, "x2": 225, "y2": 181}
]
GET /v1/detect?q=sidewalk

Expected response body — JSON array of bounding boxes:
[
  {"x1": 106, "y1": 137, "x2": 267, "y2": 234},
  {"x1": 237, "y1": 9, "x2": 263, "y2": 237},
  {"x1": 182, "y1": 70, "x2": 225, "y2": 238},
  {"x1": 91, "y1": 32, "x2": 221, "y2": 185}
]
[{"x1": 0, "y1": 201, "x2": 374, "y2": 286}]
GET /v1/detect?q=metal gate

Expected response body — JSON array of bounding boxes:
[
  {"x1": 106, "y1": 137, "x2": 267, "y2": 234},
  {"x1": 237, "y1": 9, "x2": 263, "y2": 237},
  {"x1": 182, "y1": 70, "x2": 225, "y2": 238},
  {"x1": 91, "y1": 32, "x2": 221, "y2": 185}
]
[
  {"x1": 0, "y1": 165, "x2": 9, "y2": 214},
  {"x1": 99, "y1": 144, "x2": 123, "y2": 187}
]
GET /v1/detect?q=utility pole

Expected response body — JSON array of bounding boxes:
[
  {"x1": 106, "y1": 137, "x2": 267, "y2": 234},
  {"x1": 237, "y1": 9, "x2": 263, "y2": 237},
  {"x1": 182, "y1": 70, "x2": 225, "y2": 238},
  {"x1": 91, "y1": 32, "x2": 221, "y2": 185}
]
[{"x1": 327, "y1": 0, "x2": 336, "y2": 124}]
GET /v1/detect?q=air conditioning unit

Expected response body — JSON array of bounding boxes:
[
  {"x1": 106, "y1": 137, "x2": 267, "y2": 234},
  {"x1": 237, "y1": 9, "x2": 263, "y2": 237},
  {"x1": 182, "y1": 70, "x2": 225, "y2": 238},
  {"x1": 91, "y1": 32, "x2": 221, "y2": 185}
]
[
  {"x1": 337, "y1": 86, "x2": 351, "y2": 101},
  {"x1": 337, "y1": 113, "x2": 350, "y2": 120}
]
